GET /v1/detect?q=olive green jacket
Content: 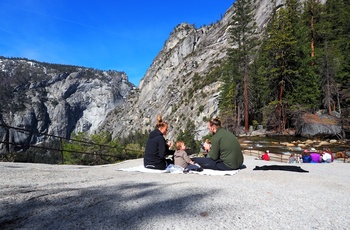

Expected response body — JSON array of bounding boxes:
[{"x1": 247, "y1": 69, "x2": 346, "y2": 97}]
[{"x1": 208, "y1": 128, "x2": 244, "y2": 169}]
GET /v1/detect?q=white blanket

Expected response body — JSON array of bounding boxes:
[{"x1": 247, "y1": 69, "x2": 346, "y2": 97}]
[{"x1": 117, "y1": 165, "x2": 239, "y2": 176}]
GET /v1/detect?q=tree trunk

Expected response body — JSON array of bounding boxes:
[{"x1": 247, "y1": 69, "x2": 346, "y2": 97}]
[
  {"x1": 324, "y1": 42, "x2": 332, "y2": 115},
  {"x1": 237, "y1": 100, "x2": 241, "y2": 131},
  {"x1": 277, "y1": 80, "x2": 284, "y2": 133},
  {"x1": 243, "y1": 71, "x2": 249, "y2": 133},
  {"x1": 311, "y1": 15, "x2": 315, "y2": 65},
  {"x1": 311, "y1": 16, "x2": 315, "y2": 58}
]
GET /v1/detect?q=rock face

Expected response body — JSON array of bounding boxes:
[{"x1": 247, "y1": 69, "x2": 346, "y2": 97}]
[
  {"x1": 99, "y1": 21, "x2": 227, "y2": 140},
  {"x1": 99, "y1": 0, "x2": 290, "y2": 141},
  {"x1": 0, "y1": 58, "x2": 133, "y2": 153}
]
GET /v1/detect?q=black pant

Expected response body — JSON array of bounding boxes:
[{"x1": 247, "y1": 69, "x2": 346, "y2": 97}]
[
  {"x1": 191, "y1": 157, "x2": 234, "y2": 171},
  {"x1": 144, "y1": 158, "x2": 174, "y2": 170}
]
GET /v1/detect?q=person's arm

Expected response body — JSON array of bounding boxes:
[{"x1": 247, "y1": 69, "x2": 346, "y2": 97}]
[
  {"x1": 183, "y1": 151, "x2": 194, "y2": 164},
  {"x1": 158, "y1": 137, "x2": 167, "y2": 158},
  {"x1": 208, "y1": 136, "x2": 220, "y2": 160},
  {"x1": 166, "y1": 147, "x2": 175, "y2": 156}
]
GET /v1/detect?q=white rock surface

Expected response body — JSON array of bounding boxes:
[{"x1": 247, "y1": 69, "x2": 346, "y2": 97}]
[{"x1": 1, "y1": 155, "x2": 349, "y2": 229}]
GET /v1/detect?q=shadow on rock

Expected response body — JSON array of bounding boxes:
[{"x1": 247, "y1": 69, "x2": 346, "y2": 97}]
[{"x1": 0, "y1": 181, "x2": 217, "y2": 229}]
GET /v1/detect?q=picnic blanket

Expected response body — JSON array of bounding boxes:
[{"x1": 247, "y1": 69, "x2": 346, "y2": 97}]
[{"x1": 117, "y1": 165, "x2": 239, "y2": 176}]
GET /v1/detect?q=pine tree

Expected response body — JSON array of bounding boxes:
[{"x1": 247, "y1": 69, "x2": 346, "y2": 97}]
[
  {"x1": 292, "y1": 0, "x2": 322, "y2": 111},
  {"x1": 227, "y1": 0, "x2": 259, "y2": 133},
  {"x1": 316, "y1": 0, "x2": 347, "y2": 114},
  {"x1": 322, "y1": 0, "x2": 350, "y2": 113},
  {"x1": 218, "y1": 61, "x2": 240, "y2": 132},
  {"x1": 259, "y1": 2, "x2": 300, "y2": 133}
]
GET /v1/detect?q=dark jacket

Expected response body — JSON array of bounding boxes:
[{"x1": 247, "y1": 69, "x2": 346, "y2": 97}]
[{"x1": 144, "y1": 129, "x2": 170, "y2": 170}]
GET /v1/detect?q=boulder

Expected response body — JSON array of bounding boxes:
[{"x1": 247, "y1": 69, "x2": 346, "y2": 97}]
[{"x1": 297, "y1": 114, "x2": 342, "y2": 138}]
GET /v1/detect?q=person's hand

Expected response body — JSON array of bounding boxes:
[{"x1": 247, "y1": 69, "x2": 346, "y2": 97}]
[{"x1": 167, "y1": 140, "x2": 172, "y2": 147}]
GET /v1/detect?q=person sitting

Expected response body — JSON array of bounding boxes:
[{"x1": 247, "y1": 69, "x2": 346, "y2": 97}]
[
  {"x1": 326, "y1": 148, "x2": 334, "y2": 162},
  {"x1": 143, "y1": 115, "x2": 174, "y2": 170},
  {"x1": 192, "y1": 117, "x2": 244, "y2": 170},
  {"x1": 321, "y1": 149, "x2": 333, "y2": 163},
  {"x1": 201, "y1": 139, "x2": 211, "y2": 158},
  {"x1": 174, "y1": 141, "x2": 202, "y2": 171},
  {"x1": 261, "y1": 150, "x2": 270, "y2": 161},
  {"x1": 288, "y1": 153, "x2": 296, "y2": 163},
  {"x1": 309, "y1": 148, "x2": 321, "y2": 163},
  {"x1": 297, "y1": 153, "x2": 303, "y2": 163},
  {"x1": 302, "y1": 150, "x2": 312, "y2": 163}
]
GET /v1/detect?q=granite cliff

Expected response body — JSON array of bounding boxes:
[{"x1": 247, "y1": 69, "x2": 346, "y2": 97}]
[{"x1": 0, "y1": 58, "x2": 133, "y2": 153}]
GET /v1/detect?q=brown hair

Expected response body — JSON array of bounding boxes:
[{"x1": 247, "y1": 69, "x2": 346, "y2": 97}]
[
  {"x1": 175, "y1": 141, "x2": 184, "y2": 150},
  {"x1": 209, "y1": 117, "x2": 221, "y2": 127},
  {"x1": 155, "y1": 115, "x2": 168, "y2": 129}
]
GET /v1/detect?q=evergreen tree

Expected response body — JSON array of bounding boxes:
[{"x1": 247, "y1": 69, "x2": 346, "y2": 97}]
[
  {"x1": 320, "y1": 41, "x2": 339, "y2": 114},
  {"x1": 258, "y1": 2, "x2": 300, "y2": 133},
  {"x1": 218, "y1": 61, "x2": 239, "y2": 132},
  {"x1": 338, "y1": 0, "x2": 350, "y2": 108},
  {"x1": 292, "y1": 0, "x2": 321, "y2": 111},
  {"x1": 322, "y1": 0, "x2": 350, "y2": 112},
  {"x1": 226, "y1": 0, "x2": 259, "y2": 133},
  {"x1": 316, "y1": 0, "x2": 348, "y2": 114}
]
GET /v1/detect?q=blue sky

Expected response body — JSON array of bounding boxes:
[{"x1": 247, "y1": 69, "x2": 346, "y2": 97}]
[{"x1": 0, "y1": 1, "x2": 234, "y2": 86}]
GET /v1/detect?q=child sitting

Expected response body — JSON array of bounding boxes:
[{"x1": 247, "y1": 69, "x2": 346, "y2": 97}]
[
  {"x1": 261, "y1": 150, "x2": 270, "y2": 161},
  {"x1": 174, "y1": 141, "x2": 202, "y2": 172},
  {"x1": 288, "y1": 153, "x2": 296, "y2": 163},
  {"x1": 201, "y1": 139, "x2": 211, "y2": 157}
]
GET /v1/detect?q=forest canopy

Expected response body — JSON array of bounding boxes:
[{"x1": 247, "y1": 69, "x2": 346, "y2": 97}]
[{"x1": 219, "y1": 0, "x2": 350, "y2": 134}]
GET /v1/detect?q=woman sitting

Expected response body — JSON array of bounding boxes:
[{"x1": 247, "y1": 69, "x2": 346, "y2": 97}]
[{"x1": 143, "y1": 115, "x2": 174, "y2": 170}]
